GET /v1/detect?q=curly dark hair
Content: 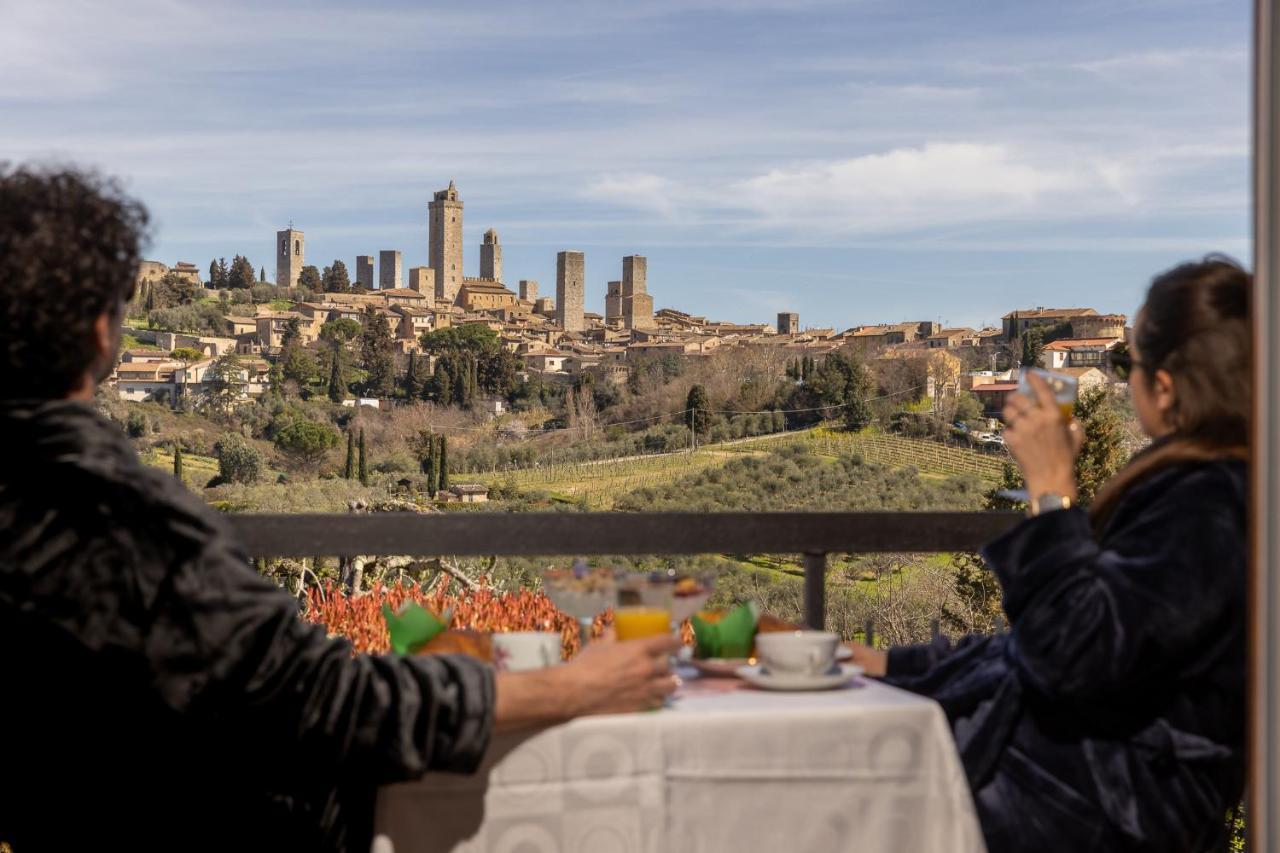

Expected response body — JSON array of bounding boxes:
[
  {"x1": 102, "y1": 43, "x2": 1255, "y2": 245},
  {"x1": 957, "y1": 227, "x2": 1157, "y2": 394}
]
[{"x1": 0, "y1": 164, "x2": 150, "y2": 399}]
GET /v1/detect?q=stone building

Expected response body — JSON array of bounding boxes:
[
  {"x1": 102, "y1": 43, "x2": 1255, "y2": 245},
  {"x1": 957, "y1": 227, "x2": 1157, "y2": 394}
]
[
  {"x1": 778, "y1": 312, "x2": 800, "y2": 335},
  {"x1": 408, "y1": 266, "x2": 436, "y2": 296},
  {"x1": 429, "y1": 181, "x2": 464, "y2": 303},
  {"x1": 356, "y1": 255, "x2": 375, "y2": 290},
  {"x1": 1001, "y1": 308, "x2": 1098, "y2": 341},
  {"x1": 556, "y1": 250, "x2": 585, "y2": 332},
  {"x1": 480, "y1": 228, "x2": 502, "y2": 282},
  {"x1": 137, "y1": 261, "x2": 202, "y2": 288},
  {"x1": 459, "y1": 278, "x2": 518, "y2": 312},
  {"x1": 379, "y1": 250, "x2": 403, "y2": 290},
  {"x1": 534, "y1": 296, "x2": 555, "y2": 316},
  {"x1": 621, "y1": 255, "x2": 654, "y2": 330},
  {"x1": 519, "y1": 280, "x2": 538, "y2": 302},
  {"x1": 605, "y1": 280, "x2": 623, "y2": 324},
  {"x1": 1072, "y1": 313, "x2": 1128, "y2": 339},
  {"x1": 276, "y1": 227, "x2": 304, "y2": 289}
]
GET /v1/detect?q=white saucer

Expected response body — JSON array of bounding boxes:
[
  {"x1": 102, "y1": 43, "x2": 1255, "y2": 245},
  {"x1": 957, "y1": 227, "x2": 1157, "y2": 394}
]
[{"x1": 735, "y1": 663, "x2": 864, "y2": 691}]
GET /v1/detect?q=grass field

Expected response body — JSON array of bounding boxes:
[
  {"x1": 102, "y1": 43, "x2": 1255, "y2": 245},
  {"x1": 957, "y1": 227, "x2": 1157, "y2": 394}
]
[
  {"x1": 458, "y1": 424, "x2": 1005, "y2": 508},
  {"x1": 729, "y1": 426, "x2": 1008, "y2": 484},
  {"x1": 463, "y1": 449, "x2": 751, "y2": 509},
  {"x1": 141, "y1": 446, "x2": 221, "y2": 490}
]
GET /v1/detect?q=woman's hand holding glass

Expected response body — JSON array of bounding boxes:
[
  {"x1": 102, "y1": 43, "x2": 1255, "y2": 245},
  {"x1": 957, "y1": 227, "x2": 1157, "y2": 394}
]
[{"x1": 1002, "y1": 372, "x2": 1085, "y2": 503}]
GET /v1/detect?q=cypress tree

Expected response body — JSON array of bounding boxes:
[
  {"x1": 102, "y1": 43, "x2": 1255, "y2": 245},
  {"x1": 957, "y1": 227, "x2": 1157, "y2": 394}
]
[
  {"x1": 358, "y1": 430, "x2": 368, "y2": 486},
  {"x1": 259, "y1": 265, "x2": 266, "y2": 283},
  {"x1": 345, "y1": 431, "x2": 356, "y2": 479},
  {"x1": 328, "y1": 350, "x2": 347, "y2": 403},
  {"x1": 404, "y1": 352, "x2": 418, "y2": 398},
  {"x1": 427, "y1": 433, "x2": 441, "y2": 495},
  {"x1": 437, "y1": 435, "x2": 449, "y2": 492},
  {"x1": 173, "y1": 445, "x2": 184, "y2": 481}
]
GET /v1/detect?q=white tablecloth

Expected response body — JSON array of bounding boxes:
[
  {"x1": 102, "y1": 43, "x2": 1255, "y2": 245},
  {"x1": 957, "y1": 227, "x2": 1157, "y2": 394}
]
[{"x1": 374, "y1": 672, "x2": 986, "y2": 853}]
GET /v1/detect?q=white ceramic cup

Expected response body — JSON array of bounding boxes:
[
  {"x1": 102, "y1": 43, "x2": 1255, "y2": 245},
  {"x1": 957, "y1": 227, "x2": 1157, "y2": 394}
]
[
  {"x1": 492, "y1": 631, "x2": 563, "y2": 672},
  {"x1": 755, "y1": 630, "x2": 840, "y2": 676}
]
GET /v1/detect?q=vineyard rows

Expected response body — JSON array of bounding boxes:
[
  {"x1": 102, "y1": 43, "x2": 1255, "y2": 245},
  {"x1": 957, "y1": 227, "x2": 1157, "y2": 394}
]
[
  {"x1": 736, "y1": 428, "x2": 1007, "y2": 483},
  {"x1": 459, "y1": 425, "x2": 1005, "y2": 506}
]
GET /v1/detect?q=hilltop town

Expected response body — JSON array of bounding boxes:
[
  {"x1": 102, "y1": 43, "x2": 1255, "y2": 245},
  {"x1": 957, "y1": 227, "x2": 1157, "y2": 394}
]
[{"x1": 115, "y1": 181, "x2": 1130, "y2": 426}]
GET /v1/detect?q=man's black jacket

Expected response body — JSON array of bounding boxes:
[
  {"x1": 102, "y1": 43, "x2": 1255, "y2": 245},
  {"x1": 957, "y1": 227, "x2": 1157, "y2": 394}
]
[{"x1": 0, "y1": 400, "x2": 495, "y2": 851}]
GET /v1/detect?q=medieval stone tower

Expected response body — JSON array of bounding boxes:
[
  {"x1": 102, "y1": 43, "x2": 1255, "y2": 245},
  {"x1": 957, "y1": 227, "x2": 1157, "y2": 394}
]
[
  {"x1": 480, "y1": 228, "x2": 502, "y2": 282},
  {"x1": 556, "y1": 250, "x2": 585, "y2": 332},
  {"x1": 622, "y1": 255, "x2": 654, "y2": 330},
  {"x1": 276, "y1": 227, "x2": 304, "y2": 288},
  {"x1": 429, "y1": 181, "x2": 464, "y2": 303},
  {"x1": 379, "y1": 250, "x2": 403, "y2": 290},
  {"x1": 355, "y1": 255, "x2": 374, "y2": 290}
]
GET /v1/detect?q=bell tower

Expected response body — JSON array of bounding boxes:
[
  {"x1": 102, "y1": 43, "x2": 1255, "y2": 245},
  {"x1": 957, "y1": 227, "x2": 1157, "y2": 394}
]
[
  {"x1": 276, "y1": 226, "x2": 304, "y2": 288},
  {"x1": 428, "y1": 181, "x2": 464, "y2": 303}
]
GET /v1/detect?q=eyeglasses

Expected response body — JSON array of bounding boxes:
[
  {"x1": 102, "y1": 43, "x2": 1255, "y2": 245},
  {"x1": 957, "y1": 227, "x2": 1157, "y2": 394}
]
[{"x1": 1107, "y1": 343, "x2": 1143, "y2": 381}]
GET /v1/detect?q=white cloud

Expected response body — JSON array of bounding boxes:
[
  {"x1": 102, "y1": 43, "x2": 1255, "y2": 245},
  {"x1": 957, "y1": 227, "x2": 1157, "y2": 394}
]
[
  {"x1": 581, "y1": 173, "x2": 682, "y2": 218},
  {"x1": 728, "y1": 142, "x2": 1134, "y2": 234}
]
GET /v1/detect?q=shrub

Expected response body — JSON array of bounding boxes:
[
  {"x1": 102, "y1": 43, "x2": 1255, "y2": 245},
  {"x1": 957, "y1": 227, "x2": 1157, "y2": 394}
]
[
  {"x1": 126, "y1": 410, "x2": 149, "y2": 438},
  {"x1": 273, "y1": 419, "x2": 339, "y2": 468},
  {"x1": 215, "y1": 433, "x2": 265, "y2": 485}
]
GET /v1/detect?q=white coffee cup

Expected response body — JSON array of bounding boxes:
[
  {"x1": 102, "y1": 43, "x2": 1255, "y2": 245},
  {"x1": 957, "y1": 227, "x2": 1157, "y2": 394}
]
[
  {"x1": 755, "y1": 631, "x2": 840, "y2": 676},
  {"x1": 492, "y1": 631, "x2": 563, "y2": 672}
]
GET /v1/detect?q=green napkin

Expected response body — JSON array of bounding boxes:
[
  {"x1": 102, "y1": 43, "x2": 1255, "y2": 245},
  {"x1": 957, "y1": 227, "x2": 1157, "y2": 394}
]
[
  {"x1": 691, "y1": 602, "x2": 759, "y2": 659},
  {"x1": 382, "y1": 602, "x2": 449, "y2": 655}
]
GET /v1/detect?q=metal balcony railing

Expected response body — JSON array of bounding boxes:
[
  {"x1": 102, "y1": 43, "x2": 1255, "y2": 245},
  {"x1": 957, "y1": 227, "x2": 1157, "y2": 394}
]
[{"x1": 228, "y1": 510, "x2": 1023, "y2": 629}]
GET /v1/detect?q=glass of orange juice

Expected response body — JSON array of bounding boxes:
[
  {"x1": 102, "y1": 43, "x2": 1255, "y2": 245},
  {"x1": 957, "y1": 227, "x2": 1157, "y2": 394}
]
[
  {"x1": 1017, "y1": 368, "x2": 1079, "y2": 423},
  {"x1": 614, "y1": 606, "x2": 673, "y2": 640}
]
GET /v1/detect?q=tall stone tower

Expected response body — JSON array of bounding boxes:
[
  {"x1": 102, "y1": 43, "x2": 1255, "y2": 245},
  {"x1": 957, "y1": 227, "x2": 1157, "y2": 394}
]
[
  {"x1": 480, "y1": 228, "x2": 502, "y2": 282},
  {"x1": 276, "y1": 227, "x2": 304, "y2": 289},
  {"x1": 409, "y1": 267, "x2": 436, "y2": 295},
  {"x1": 428, "y1": 181, "x2": 464, "y2": 303},
  {"x1": 379, "y1": 250, "x2": 403, "y2": 290},
  {"x1": 519, "y1": 280, "x2": 538, "y2": 302},
  {"x1": 621, "y1": 255, "x2": 653, "y2": 330},
  {"x1": 605, "y1": 281, "x2": 623, "y2": 324},
  {"x1": 355, "y1": 255, "x2": 375, "y2": 290},
  {"x1": 777, "y1": 312, "x2": 800, "y2": 334},
  {"x1": 556, "y1": 251, "x2": 585, "y2": 332}
]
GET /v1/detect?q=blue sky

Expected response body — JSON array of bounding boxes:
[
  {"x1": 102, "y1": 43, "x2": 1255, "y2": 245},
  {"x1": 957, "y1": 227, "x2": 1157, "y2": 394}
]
[{"x1": 1, "y1": 0, "x2": 1250, "y2": 328}]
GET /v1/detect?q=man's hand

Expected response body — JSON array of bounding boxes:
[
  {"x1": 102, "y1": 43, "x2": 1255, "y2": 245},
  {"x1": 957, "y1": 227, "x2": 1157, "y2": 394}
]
[
  {"x1": 561, "y1": 634, "x2": 681, "y2": 715},
  {"x1": 1002, "y1": 372, "x2": 1084, "y2": 503},
  {"x1": 494, "y1": 634, "x2": 680, "y2": 731},
  {"x1": 845, "y1": 642, "x2": 887, "y2": 677}
]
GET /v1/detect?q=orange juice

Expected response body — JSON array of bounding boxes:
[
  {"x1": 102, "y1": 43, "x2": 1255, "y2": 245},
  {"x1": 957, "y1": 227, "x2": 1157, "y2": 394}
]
[
  {"x1": 1058, "y1": 401, "x2": 1075, "y2": 422},
  {"x1": 614, "y1": 607, "x2": 671, "y2": 640}
]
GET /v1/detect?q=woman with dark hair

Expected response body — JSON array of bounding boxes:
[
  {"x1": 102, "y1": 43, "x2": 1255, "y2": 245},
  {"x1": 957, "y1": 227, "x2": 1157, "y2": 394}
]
[{"x1": 851, "y1": 255, "x2": 1250, "y2": 851}]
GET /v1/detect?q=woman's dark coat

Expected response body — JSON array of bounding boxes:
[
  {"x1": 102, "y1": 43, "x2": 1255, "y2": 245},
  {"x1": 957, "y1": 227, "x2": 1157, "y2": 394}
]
[
  {"x1": 0, "y1": 401, "x2": 495, "y2": 852},
  {"x1": 886, "y1": 458, "x2": 1247, "y2": 851}
]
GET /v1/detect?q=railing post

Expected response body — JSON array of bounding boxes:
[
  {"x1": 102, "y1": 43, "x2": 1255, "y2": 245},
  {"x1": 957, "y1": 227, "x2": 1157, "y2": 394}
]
[{"x1": 803, "y1": 551, "x2": 826, "y2": 630}]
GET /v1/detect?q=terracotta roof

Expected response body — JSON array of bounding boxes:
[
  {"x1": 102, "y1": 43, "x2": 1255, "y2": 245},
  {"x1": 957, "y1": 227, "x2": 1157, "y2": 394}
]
[
  {"x1": 1002, "y1": 308, "x2": 1097, "y2": 320},
  {"x1": 973, "y1": 382, "x2": 1019, "y2": 393},
  {"x1": 1042, "y1": 337, "x2": 1122, "y2": 351}
]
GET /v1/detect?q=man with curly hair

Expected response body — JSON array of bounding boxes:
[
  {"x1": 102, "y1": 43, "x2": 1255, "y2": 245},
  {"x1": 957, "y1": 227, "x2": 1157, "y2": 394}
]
[{"x1": 0, "y1": 165, "x2": 679, "y2": 852}]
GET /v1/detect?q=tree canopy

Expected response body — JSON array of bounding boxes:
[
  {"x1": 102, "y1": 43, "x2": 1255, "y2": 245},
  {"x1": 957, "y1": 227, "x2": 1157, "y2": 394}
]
[
  {"x1": 297, "y1": 265, "x2": 323, "y2": 292},
  {"x1": 274, "y1": 419, "x2": 339, "y2": 468},
  {"x1": 227, "y1": 255, "x2": 257, "y2": 290},
  {"x1": 358, "y1": 306, "x2": 396, "y2": 397},
  {"x1": 323, "y1": 260, "x2": 352, "y2": 293}
]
